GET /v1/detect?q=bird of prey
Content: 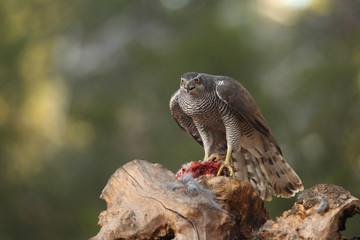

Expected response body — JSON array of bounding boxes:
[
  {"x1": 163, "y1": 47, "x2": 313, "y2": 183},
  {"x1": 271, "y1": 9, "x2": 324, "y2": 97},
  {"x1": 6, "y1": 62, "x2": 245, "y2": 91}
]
[{"x1": 169, "y1": 72, "x2": 304, "y2": 200}]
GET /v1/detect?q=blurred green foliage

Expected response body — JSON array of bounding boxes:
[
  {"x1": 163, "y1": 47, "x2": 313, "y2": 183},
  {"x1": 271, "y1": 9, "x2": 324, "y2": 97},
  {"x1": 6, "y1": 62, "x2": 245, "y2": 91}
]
[{"x1": 0, "y1": 0, "x2": 359, "y2": 239}]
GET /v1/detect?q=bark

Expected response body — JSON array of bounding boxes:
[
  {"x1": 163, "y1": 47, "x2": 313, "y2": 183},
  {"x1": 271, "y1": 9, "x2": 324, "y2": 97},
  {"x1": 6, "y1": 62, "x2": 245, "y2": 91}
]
[
  {"x1": 257, "y1": 184, "x2": 360, "y2": 240},
  {"x1": 90, "y1": 160, "x2": 360, "y2": 240}
]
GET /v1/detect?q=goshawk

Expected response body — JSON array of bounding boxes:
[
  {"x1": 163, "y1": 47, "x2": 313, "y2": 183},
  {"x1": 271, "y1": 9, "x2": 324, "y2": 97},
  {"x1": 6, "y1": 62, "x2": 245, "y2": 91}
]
[{"x1": 169, "y1": 72, "x2": 303, "y2": 200}]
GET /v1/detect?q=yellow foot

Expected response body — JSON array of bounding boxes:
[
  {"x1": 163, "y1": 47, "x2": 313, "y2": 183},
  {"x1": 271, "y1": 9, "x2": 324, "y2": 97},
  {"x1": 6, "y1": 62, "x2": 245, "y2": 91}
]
[
  {"x1": 216, "y1": 148, "x2": 234, "y2": 177},
  {"x1": 217, "y1": 161, "x2": 234, "y2": 177}
]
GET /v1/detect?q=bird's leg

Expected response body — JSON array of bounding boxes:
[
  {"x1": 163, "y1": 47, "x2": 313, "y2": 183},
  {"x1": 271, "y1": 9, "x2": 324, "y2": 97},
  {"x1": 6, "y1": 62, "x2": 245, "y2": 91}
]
[
  {"x1": 194, "y1": 123, "x2": 213, "y2": 162},
  {"x1": 217, "y1": 147, "x2": 234, "y2": 177},
  {"x1": 201, "y1": 144, "x2": 211, "y2": 162}
]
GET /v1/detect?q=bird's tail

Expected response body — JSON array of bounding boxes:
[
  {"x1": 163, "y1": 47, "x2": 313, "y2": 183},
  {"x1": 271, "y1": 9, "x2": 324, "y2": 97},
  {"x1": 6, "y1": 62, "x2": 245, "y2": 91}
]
[{"x1": 233, "y1": 143, "x2": 303, "y2": 201}]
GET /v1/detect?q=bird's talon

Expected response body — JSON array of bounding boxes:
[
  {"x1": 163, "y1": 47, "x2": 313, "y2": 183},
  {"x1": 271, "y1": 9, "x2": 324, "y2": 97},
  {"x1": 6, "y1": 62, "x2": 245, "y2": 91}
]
[{"x1": 216, "y1": 161, "x2": 234, "y2": 177}]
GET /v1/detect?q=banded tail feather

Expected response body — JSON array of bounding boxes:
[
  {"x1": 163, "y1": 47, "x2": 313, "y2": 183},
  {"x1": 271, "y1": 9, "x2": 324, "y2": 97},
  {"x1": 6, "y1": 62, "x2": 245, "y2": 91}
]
[{"x1": 233, "y1": 143, "x2": 303, "y2": 201}]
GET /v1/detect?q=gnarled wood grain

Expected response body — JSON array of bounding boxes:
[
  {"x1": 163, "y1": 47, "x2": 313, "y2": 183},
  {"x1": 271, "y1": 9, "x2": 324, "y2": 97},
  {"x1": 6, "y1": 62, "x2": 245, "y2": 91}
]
[
  {"x1": 91, "y1": 160, "x2": 360, "y2": 240},
  {"x1": 257, "y1": 184, "x2": 360, "y2": 240},
  {"x1": 90, "y1": 159, "x2": 234, "y2": 240}
]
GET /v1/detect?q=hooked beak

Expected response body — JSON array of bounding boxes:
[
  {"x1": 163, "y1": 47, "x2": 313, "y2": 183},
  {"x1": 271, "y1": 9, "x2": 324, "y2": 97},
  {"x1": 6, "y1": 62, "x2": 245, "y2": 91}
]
[{"x1": 184, "y1": 81, "x2": 195, "y2": 93}]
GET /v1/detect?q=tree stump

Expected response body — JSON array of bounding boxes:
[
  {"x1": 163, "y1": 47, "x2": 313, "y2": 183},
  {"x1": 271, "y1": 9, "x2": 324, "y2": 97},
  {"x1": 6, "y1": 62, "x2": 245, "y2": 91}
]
[
  {"x1": 91, "y1": 160, "x2": 360, "y2": 240},
  {"x1": 257, "y1": 184, "x2": 360, "y2": 239}
]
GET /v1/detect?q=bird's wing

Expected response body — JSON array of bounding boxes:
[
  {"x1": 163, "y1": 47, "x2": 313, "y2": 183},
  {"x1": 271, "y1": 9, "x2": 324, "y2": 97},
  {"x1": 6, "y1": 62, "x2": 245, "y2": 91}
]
[
  {"x1": 169, "y1": 90, "x2": 203, "y2": 146},
  {"x1": 214, "y1": 76, "x2": 282, "y2": 154},
  {"x1": 215, "y1": 77, "x2": 304, "y2": 199}
]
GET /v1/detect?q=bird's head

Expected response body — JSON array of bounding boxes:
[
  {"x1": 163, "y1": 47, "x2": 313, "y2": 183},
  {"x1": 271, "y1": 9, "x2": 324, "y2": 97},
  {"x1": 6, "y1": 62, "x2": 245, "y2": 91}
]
[{"x1": 180, "y1": 72, "x2": 208, "y2": 95}]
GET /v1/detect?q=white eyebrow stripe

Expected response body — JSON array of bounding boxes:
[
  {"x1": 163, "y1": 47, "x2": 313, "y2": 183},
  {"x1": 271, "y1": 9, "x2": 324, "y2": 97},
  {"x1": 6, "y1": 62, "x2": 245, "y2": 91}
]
[
  {"x1": 190, "y1": 73, "x2": 201, "y2": 81},
  {"x1": 181, "y1": 73, "x2": 201, "y2": 81},
  {"x1": 194, "y1": 73, "x2": 201, "y2": 80}
]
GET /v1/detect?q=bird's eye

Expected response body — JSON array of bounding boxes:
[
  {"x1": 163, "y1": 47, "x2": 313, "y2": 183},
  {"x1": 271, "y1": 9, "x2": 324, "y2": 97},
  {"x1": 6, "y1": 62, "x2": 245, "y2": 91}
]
[
  {"x1": 195, "y1": 78, "x2": 200, "y2": 83},
  {"x1": 180, "y1": 79, "x2": 184, "y2": 84}
]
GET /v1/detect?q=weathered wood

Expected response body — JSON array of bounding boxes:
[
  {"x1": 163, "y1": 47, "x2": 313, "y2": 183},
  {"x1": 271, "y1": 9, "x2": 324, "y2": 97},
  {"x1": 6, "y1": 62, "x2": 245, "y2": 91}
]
[
  {"x1": 90, "y1": 159, "x2": 232, "y2": 240},
  {"x1": 198, "y1": 175, "x2": 268, "y2": 239},
  {"x1": 91, "y1": 160, "x2": 360, "y2": 240},
  {"x1": 90, "y1": 159, "x2": 266, "y2": 240},
  {"x1": 257, "y1": 184, "x2": 360, "y2": 240}
]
